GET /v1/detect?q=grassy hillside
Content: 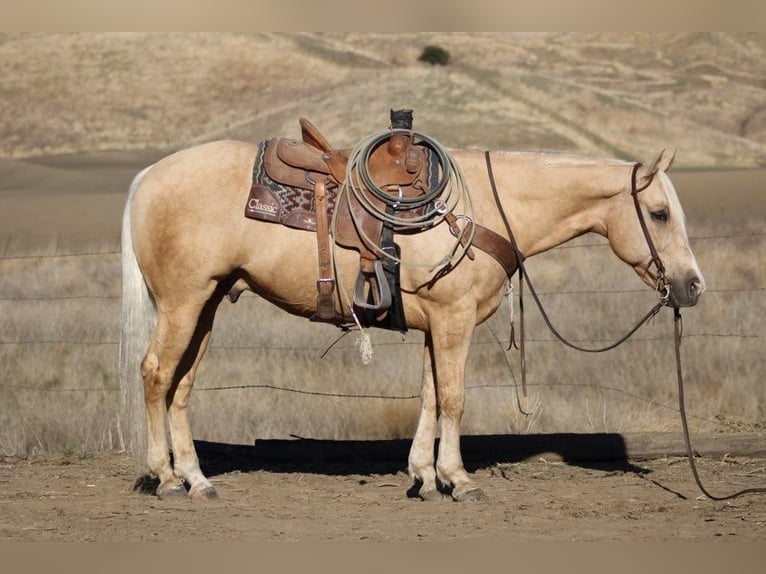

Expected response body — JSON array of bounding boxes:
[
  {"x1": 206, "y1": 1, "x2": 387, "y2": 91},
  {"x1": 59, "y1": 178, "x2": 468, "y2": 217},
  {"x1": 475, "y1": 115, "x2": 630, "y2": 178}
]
[{"x1": 1, "y1": 32, "x2": 765, "y2": 167}]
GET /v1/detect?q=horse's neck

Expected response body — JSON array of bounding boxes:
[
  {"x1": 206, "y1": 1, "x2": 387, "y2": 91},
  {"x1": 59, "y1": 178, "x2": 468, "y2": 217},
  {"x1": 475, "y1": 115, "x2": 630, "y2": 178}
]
[{"x1": 488, "y1": 152, "x2": 629, "y2": 257}]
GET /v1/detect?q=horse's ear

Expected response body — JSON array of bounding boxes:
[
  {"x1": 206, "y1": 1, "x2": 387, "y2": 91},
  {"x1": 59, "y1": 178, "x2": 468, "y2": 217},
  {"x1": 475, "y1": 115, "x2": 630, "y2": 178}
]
[
  {"x1": 637, "y1": 149, "x2": 675, "y2": 187},
  {"x1": 636, "y1": 149, "x2": 665, "y2": 188},
  {"x1": 659, "y1": 148, "x2": 676, "y2": 172}
]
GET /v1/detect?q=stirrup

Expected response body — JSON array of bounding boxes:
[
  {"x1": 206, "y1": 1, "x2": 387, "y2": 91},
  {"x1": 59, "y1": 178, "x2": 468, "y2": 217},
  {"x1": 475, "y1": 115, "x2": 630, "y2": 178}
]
[
  {"x1": 353, "y1": 260, "x2": 392, "y2": 311},
  {"x1": 312, "y1": 278, "x2": 337, "y2": 321}
]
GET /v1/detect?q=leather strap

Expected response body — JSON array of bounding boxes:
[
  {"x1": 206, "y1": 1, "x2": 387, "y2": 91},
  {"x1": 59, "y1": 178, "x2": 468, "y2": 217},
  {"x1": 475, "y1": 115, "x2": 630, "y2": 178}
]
[
  {"x1": 484, "y1": 150, "x2": 528, "y2": 394},
  {"x1": 630, "y1": 163, "x2": 667, "y2": 287},
  {"x1": 469, "y1": 222, "x2": 521, "y2": 278},
  {"x1": 312, "y1": 179, "x2": 336, "y2": 321},
  {"x1": 444, "y1": 212, "x2": 475, "y2": 259},
  {"x1": 484, "y1": 151, "x2": 524, "y2": 263}
]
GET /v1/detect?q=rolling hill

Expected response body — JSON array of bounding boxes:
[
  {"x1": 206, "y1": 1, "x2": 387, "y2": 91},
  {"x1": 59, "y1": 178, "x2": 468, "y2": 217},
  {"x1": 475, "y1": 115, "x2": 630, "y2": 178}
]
[{"x1": 0, "y1": 32, "x2": 764, "y2": 168}]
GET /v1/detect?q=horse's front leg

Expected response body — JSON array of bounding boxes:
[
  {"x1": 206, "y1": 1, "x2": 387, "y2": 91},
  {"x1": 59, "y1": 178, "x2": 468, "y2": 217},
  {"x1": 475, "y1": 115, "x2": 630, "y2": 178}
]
[
  {"x1": 408, "y1": 334, "x2": 444, "y2": 501},
  {"x1": 431, "y1": 311, "x2": 486, "y2": 501}
]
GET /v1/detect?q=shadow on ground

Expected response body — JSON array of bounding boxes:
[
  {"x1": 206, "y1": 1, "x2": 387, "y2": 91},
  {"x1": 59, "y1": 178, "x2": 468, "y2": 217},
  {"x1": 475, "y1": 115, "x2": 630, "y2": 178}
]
[
  {"x1": 195, "y1": 433, "x2": 649, "y2": 476},
  {"x1": 132, "y1": 433, "x2": 651, "y2": 496}
]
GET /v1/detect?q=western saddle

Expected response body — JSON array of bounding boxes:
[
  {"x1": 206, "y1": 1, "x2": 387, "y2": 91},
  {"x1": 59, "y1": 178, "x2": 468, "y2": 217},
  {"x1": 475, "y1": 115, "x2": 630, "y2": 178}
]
[{"x1": 245, "y1": 109, "x2": 520, "y2": 330}]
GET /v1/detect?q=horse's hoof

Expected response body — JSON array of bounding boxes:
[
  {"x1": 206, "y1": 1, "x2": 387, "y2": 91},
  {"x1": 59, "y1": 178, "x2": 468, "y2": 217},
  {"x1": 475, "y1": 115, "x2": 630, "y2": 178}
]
[
  {"x1": 156, "y1": 482, "x2": 188, "y2": 500},
  {"x1": 419, "y1": 488, "x2": 448, "y2": 502},
  {"x1": 453, "y1": 488, "x2": 488, "y2": 502},
  {"x1": 132, "y1": 474, "x2": 159, "y2": 495},
  {"x1": 189, "y1": 485, "x2": 218, "y2": 502}
]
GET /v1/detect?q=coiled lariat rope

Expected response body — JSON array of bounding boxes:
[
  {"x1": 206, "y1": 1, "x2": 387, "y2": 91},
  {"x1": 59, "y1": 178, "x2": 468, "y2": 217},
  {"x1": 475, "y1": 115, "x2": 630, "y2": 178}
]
[
  {"x1": 327, "y1": 129, "x2": 475, "y2": 360},
  {"x1": 356, "y1": 129, "x2": 451, "y2": 209},
  {"x1": 333, "y1": 129, "x2": 475, "y2": 272}
]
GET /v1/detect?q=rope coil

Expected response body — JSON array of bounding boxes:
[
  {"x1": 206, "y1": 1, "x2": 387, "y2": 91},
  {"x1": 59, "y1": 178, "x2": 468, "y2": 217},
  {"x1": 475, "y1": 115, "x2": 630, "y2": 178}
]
[
  {"x1": 356, "y1": 128, "x2": 450, "y2": 209},
  {"x1": 334, "y1": 129, "x2": 475, "y2": 271}
]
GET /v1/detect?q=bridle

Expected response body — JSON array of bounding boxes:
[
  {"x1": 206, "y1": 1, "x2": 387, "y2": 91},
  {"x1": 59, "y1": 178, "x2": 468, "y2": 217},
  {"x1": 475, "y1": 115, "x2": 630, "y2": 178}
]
[
  {"x1": 629, "y1": 162, "x2": 671, "y2": 304},
  {"x1": 484, "y1": 151, "x2": 766, "y2": 501}
]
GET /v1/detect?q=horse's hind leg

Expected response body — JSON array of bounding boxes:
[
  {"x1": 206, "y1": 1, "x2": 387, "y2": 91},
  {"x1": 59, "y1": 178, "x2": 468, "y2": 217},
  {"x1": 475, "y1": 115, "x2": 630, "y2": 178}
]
[
  {"x1": 141, "y1": 287, "x2": 216, "y2": 499},
  {"x1": 165, "y1": 289, "x2": 225, "y2": 501}
]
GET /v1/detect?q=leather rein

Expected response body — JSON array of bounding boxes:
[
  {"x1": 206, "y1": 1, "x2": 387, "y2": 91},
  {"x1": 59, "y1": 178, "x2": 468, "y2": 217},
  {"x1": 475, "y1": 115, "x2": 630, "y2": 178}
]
[
  {"x1": 483, "y1": 151, "x2": 766, "y2": 500},
  {"x1": 484, "y1": 151, "x2": 670, "y2": 398}
]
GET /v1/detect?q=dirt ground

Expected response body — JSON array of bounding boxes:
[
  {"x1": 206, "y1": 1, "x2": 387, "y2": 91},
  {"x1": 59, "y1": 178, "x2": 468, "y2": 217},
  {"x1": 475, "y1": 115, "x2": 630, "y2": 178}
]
[{"x1": 2, "y1": 443, "x2": 766, "y2": 542}]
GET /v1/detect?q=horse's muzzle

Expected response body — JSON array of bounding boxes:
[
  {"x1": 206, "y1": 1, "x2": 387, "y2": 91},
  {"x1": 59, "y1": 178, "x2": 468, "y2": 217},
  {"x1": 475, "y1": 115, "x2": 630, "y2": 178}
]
[{"x1": 668, "y1": 275, "x2": 706, "y2": 308}]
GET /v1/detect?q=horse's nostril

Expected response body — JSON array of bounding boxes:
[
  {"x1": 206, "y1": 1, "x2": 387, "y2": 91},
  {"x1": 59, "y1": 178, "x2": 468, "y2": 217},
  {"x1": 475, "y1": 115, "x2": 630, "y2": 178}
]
[{"x1": 688, "y1": 277, "x2": 703, "y2": 299}]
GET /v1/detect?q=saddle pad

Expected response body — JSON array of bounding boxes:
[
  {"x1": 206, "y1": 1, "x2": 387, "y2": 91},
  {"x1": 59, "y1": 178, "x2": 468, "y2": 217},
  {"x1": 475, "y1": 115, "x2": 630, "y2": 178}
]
[{"x1": 245, "y1": 140, "x2": 338, "y2": 231}]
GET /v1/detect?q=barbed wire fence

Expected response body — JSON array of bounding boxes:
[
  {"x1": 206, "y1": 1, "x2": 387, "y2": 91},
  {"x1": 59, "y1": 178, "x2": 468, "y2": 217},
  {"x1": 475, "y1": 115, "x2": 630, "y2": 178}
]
[{"x1": 1, "y1": 231, "x2": 764, "y2": 454}]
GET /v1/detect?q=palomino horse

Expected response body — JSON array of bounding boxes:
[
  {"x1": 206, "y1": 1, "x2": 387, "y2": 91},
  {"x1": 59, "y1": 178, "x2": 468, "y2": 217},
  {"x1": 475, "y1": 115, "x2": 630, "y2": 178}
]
[{"x1": 120, "y1": 139, "x2": 705, "y2": 501}]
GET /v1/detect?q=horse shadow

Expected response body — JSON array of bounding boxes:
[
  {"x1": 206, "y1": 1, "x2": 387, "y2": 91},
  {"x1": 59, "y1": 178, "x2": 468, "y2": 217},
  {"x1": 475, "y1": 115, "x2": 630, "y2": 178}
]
[
  {"x1": 133, "y1": 433, "x2": 651, "y2": 496},
  {"x1": 194, "y1": 433, "x2": 650, "y2": 477}
]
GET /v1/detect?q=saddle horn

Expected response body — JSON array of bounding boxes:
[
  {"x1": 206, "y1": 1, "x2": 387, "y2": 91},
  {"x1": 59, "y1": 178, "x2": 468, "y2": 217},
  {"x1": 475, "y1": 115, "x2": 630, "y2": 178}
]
[{"x1": 387, "y1": 108, "x2": 414, "y2": 157}]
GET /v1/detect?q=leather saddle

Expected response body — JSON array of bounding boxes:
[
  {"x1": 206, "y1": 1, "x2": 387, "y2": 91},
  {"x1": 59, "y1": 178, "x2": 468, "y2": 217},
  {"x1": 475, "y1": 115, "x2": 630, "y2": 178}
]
[
  {"x1": 248, "y1": 112, "x2": 434, "y2": 326},
  {"x1": 261, "y1": 117, "x2": 431, "y2": 259}
]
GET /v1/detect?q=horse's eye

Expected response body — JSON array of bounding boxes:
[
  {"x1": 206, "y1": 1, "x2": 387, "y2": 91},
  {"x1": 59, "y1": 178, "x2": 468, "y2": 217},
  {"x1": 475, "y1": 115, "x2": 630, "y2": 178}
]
[{"x1": 651, "y1": 210, "x2": 668, "y2": 223}]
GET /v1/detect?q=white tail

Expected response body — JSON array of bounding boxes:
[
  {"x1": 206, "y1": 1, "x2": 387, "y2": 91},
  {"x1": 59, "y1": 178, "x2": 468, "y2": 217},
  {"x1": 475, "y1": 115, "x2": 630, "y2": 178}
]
[{"x1": 118, "y1": 166, "x2": 155, "y2": 463}]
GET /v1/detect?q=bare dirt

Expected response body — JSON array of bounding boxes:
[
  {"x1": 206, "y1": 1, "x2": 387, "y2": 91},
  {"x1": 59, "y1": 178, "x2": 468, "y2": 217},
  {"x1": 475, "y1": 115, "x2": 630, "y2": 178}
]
[{"x1": 2, "y1": 444, "x2": 766, "y2": 541}]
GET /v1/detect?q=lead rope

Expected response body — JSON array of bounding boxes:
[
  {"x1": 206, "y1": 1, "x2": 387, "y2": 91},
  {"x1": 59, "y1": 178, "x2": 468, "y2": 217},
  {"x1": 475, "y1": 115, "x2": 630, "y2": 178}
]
[{"x1": 673, "y1": 307, "x2": 766, "y2": 500}]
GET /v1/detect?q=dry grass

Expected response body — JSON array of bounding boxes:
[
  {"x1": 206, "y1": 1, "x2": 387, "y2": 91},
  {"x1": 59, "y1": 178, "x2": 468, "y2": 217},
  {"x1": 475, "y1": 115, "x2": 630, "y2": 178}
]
[{"x1": 0, "y1": 250, "x2": 121, "y2": 454}]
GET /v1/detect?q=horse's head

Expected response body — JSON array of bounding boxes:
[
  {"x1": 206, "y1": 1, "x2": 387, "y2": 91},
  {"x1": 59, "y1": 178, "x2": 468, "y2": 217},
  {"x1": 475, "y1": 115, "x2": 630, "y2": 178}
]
[{"x1": 607, "y1": 149, "x2": 706, "y2": 308}]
